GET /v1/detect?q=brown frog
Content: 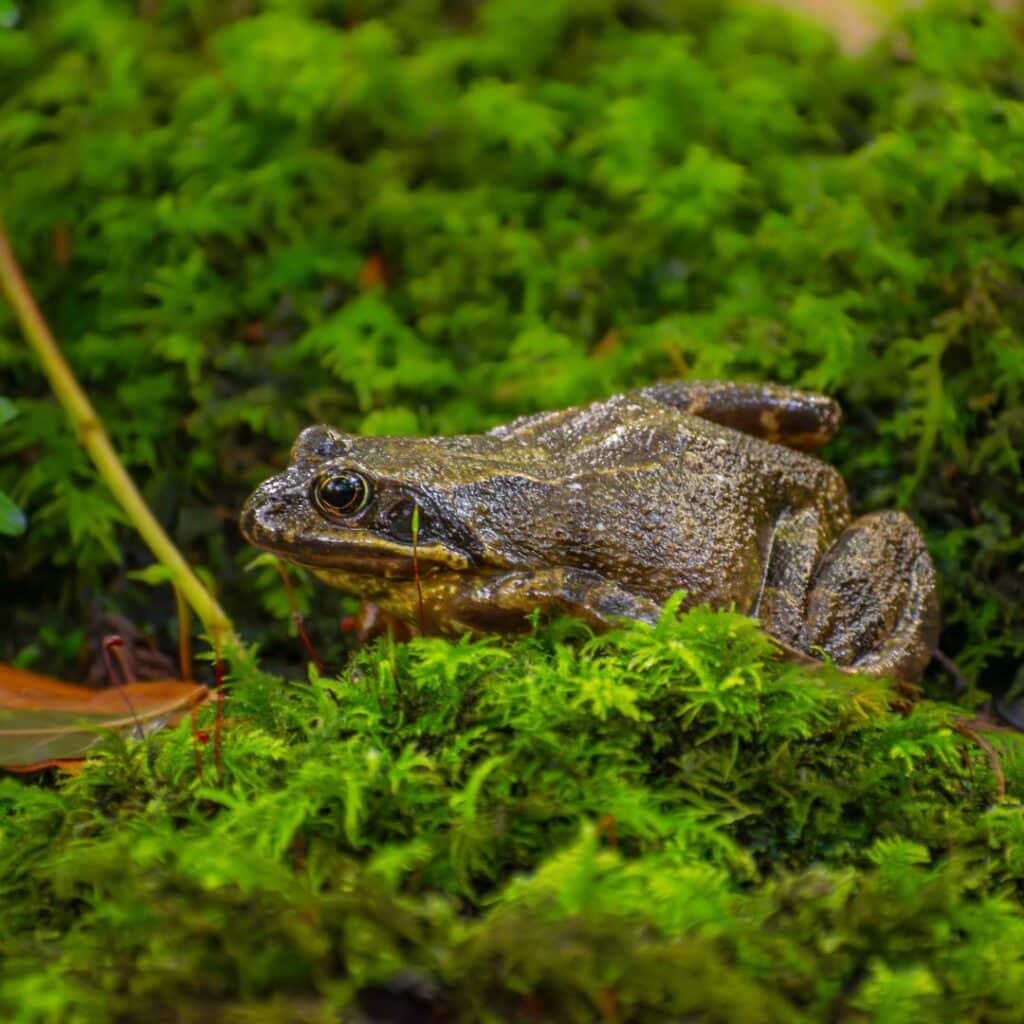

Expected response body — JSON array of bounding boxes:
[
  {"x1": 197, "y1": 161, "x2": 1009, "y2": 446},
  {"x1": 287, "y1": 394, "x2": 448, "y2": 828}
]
[{"x1": 241, "y1": 381, "x2": 940, "y2": 680}]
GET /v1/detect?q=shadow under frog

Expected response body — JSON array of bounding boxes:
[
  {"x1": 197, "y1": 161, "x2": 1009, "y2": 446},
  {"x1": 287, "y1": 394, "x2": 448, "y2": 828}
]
[{"x1": 241, "y1": 380, "x2": 940, "y2": 682}]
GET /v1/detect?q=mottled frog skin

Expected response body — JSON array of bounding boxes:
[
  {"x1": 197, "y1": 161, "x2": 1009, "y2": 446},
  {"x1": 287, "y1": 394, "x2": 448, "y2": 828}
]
[{"x1": 241, "y1": 381, "x2": 940, "y2": 680}]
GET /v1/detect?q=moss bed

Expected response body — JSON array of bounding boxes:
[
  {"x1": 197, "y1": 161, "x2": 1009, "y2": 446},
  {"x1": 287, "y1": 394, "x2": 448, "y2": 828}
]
[{"x1": 1, "y1": 1, "x2": 1024, "y2": 1020}]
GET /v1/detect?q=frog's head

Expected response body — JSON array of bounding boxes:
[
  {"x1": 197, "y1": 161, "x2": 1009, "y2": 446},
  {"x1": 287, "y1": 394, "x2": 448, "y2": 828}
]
[{"x1": 240, "y1": 425, "x2": 503, "y2": 582}]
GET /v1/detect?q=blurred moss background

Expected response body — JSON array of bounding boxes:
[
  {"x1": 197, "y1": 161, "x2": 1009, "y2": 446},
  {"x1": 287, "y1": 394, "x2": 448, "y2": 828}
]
[{"x1": 1, "y1": 0, "x2": 1022, "y2": 691}]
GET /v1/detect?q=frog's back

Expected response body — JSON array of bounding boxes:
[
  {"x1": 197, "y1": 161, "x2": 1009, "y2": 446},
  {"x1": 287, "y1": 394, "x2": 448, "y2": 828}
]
[{"x1": 477, "y1": 392, "x2": 850, "y2": 611}]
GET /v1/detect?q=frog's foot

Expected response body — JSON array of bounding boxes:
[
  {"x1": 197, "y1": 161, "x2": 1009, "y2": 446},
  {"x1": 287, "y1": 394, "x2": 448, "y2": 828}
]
[
  {"x1": 798, "y1": 510, "x2": 940, "y2": 681},
  {"x1": 634, "y1": 381, "x2": 842, "y2": 452},
  {"x1": 446, "y1": 568, "x2": 662, "y2": 634}
]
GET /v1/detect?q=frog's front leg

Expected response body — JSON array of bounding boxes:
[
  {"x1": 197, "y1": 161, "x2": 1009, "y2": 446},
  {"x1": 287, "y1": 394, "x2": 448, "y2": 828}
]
[
  {"x1": 635, "y1": 381, "x2": 841, "y2": 452},
  {"x1": 442, "y1": 568, "x2": 662, "y2": 634}
]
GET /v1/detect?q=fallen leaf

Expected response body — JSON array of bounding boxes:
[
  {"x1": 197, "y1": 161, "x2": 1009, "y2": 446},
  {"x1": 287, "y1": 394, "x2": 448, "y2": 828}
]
[
  {"x1": 0, "y1": 665, "x2": 209, "y2": 770},
  {"x1": 5, "y1": 759, "x2": 88, "y2": 775}
]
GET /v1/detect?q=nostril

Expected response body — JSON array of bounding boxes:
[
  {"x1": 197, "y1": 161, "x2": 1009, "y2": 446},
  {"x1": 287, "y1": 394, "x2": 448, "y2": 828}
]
[
  {"x1": 240, "y1": 494, "x2": 278, "y2": 538},
  {"x1": 261, "y1": 498, "x2": 288, "y2": 517}
]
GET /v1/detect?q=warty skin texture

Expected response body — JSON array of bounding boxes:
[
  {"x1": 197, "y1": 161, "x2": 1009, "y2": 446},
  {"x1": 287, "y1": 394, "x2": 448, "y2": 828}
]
[{"x1": 241, "y1": 381, "x2": 940, "y2": 681}]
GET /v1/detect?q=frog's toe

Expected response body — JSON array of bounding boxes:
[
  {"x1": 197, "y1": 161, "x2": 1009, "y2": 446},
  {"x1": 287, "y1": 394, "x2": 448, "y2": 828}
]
[{"x1": 800, "y1": 511, "x2": 939, "y2": 681}]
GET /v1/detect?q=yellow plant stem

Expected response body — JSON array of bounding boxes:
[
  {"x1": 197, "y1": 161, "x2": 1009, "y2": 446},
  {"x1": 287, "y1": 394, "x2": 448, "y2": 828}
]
[{"x1": 0, "y1": 222, "x2": 236, "y2": 654}]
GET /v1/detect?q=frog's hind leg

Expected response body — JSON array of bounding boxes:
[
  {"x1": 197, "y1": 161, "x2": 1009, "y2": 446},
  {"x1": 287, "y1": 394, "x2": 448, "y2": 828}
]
[
  {"x1": 634, "y1": 381, "x2": 841, "y2": 452},
  {"x1": 799, "y1": 510, "x2": 940, "y2": 681}
]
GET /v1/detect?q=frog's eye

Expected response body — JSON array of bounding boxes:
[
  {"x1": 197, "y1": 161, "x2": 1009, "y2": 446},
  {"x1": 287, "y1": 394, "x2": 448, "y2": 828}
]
[{"x1": 313, "y1": 473, "x2": 371, "y2": 517}]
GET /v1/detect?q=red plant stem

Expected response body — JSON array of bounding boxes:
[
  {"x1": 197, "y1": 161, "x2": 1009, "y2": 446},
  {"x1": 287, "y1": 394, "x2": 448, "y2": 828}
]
[
  {"x1": 101, "y1": 635, "x2": 144, "y2": 740},
  {"x1": 213, "y1": 651, "x2": 225, "y2": 784},
  {"x1": 597, "y1": 813, "x2": 618, "y2": 850},
  {"x1": 273, "y1": 559, "x2": 326, "y2": 671},
  {"x1": 190, "y1": 706, "x2": 206, "y2": 782}
]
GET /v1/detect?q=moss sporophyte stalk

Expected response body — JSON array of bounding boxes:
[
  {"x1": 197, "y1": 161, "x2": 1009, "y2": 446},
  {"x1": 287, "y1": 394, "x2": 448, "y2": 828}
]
[{"x1": 1, "y1": 1, "x2": 1023, "y2": 1021}]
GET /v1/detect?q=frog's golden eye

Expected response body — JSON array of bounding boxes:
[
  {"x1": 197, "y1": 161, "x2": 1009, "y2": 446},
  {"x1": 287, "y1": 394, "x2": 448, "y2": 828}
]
[{"x1": 313, "y1": 473, "x2": 370, "y2": 517}]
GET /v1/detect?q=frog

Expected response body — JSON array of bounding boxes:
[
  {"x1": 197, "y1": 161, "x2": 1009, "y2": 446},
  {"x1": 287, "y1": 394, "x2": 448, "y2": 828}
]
[{"x1": 240, "y1": 380, "x2": 940, "y2": 681}]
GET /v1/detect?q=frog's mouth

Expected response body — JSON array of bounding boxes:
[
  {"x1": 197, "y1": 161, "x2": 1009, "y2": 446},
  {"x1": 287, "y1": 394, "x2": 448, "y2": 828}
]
[
  {"x1": 269, "y1": 535, "x2": 469, "y2": 578},
  {"x1": 240, "y1": 501, "x2": 471, "y2": 579}
]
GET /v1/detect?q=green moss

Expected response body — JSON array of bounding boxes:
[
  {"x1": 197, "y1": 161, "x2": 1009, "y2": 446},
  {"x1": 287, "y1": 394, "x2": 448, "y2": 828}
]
[
  {"x1": 1, "y1": 0, "x2": 1024, "y2": 1019},
  {"x1": 1, "y1": 608, "x2": 1022, "y2": 1021}
]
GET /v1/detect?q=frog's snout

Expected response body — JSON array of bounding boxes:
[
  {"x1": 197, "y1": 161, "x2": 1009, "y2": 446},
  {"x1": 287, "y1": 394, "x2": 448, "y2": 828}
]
[
  {"x1": 238, "y1": 490, "x2": 262, "y2": 545},
  {"x1": 239, "y1": 482, "x2": 290, "y2": 547}
]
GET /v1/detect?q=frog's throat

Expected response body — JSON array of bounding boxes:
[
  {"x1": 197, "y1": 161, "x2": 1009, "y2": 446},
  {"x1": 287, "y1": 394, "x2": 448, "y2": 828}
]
[{"x1": 310, "y1": 567, "x2": 477, "y2": 628}]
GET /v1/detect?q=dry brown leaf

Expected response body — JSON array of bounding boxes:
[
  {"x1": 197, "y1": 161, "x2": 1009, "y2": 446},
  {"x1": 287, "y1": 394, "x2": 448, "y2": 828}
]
[{"x1": 0, "y1": 664, "x2": 209, "y2": 771}]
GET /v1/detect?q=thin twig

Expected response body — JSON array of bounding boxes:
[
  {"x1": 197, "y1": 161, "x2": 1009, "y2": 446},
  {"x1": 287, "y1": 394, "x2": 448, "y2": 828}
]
[
  {"x1": 0, "y1": 221, "x2": 236, "y2": 652},
  {"x1": 932, "y1": 647, "x2": 968, "y2": 696},
  {"x1": 953, "y1": 718, "x2": 1006, "y2": 802}
]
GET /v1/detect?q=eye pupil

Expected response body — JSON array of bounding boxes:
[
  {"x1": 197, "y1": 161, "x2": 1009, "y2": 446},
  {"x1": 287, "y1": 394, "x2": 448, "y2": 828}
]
[{"x1": 316, "y1": 473, "x2": 369, "y2": 516}]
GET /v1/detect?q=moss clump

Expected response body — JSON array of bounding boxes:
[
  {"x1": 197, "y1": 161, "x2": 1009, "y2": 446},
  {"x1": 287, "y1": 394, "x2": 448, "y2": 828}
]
[
  {"x1": 2, "y1": 0, "x2": 1024, "y2": 1019},
  {"x1": 2, "y1": 607, "x2": 1022, "y2": 1021}
]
